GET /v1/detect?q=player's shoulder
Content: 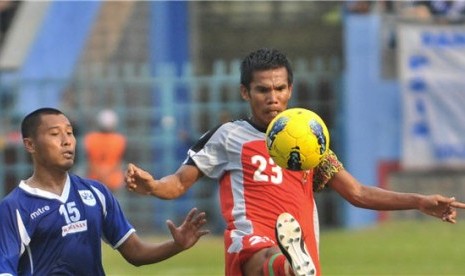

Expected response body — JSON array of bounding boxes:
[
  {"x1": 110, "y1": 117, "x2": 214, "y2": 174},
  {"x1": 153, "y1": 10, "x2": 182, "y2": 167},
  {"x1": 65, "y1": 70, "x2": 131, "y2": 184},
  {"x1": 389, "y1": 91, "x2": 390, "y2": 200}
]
[
  {"x1": 0, "y1": 187, "x2": 32, "y2": 219},
  {"x1": 210, "y1": 119, "x2": 253, "y2": 137},
  {"x1": 191, "y1": 119, "x2": 247, "y2": 149},
  {"x1": 69, "y1": 174, "x2": 110, "y2": 194},
  {"x1": 0, "y1": 187, "x2": 22, "y2": 208}
]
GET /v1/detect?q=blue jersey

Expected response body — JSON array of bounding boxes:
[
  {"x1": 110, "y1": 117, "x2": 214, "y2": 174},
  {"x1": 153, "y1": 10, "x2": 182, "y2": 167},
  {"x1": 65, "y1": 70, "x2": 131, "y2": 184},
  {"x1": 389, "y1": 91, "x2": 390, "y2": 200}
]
[{"x1": 0, "y1": 174, "x2": 135, "y2": 275}]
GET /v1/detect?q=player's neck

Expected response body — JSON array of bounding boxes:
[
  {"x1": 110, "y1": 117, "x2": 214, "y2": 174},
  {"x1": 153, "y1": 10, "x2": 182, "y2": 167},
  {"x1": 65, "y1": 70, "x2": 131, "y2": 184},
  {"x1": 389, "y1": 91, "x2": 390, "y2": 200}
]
[
  {"x1": 248, "y1": 117, "x2": 267, "y2": 132},
  {"x1": 26, "y1": 172, "x2": 68, "y2": 195}
]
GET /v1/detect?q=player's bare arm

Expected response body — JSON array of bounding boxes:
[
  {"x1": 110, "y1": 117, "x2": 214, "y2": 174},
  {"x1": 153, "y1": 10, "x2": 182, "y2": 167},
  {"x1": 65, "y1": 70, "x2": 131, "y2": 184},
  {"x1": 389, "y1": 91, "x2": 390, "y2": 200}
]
[
  {"x1": 329, "y1": 170, "x2": 465, "y2": 223},
  {"x1": 125, "y1": 163, "x2": 202, "y2": 199},
  {"x1": 118, "y1": 208, "x2": 209, "y2": 266}
]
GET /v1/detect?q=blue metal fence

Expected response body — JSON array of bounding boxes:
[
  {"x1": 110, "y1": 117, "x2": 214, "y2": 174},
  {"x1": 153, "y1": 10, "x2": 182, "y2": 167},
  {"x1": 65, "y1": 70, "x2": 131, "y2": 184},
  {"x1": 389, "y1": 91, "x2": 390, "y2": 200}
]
[{"x1": 0, "y1": 58, "x2": 341, "y2": 233}]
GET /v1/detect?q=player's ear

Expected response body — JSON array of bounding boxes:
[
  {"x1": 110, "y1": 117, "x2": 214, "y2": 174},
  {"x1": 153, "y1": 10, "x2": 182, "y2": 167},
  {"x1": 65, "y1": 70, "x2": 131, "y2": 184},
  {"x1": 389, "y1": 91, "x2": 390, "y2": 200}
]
[
  {"x1": 240, "y1": 84, "x2": 250, "y2": 101},
  {"x1": 288, "y1": 84, "x2": 293, "y2": 100},
  {"x1": 23, "y1": 138, "x2": 35, "y2": 154}
]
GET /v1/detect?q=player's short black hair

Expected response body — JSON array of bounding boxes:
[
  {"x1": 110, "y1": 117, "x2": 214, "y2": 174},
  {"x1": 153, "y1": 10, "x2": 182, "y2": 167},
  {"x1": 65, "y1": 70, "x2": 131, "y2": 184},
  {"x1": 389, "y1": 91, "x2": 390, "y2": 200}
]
[
  {"x1": 21, "y1": 107, "x2": 64, "y2": 138},
  {"x1": 240, "y1": 48, "x2": 293, "y2": 90}
]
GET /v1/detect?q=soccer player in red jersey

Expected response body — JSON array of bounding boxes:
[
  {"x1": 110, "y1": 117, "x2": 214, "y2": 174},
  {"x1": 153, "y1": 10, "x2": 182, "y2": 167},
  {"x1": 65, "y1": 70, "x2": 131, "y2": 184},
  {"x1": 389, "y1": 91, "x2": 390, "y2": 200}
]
[{"x1": 125, "y1": 48, "x2": 465, "y2": 276}]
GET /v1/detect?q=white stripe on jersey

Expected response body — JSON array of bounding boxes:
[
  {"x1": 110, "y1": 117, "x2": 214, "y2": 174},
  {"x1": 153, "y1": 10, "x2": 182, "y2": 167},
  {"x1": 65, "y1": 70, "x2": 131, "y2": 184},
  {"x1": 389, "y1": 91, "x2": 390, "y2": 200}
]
[
  {"x1": 190, "y1": 120, "x2": 262, "y2": 253},
  {"x1": 91, "y1": 186, "x2": 107, "y2": 217},
  {"x1": 16, "y1": 209, "x2": 30, "y2": 255},
  {"x1": 313, "y1": 201, "x2": 320, "y2": 252}
]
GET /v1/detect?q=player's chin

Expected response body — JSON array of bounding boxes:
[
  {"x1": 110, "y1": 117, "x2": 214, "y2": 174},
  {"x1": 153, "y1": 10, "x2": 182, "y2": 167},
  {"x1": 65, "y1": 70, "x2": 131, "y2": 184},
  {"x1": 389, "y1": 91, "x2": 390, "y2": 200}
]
[
  {"x1": 61, "y1": 160, "x2": 74, "y2": 171},
  {"x1": 263, "y1": 112, "x2": 278, "y2": 124}
]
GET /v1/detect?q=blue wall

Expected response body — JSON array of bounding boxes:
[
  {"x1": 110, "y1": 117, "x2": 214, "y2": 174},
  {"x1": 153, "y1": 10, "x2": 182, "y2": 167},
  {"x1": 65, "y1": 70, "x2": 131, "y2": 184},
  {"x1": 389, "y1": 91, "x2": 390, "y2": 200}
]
[
  {"x1": 149, "y1": 1, "x2": 193, "y2": 229},
  {"x1": 343, "y1": 14, "x2": 401, "y2": 228},
  {"x1": 16, "y1": 1, "x2": 101, "y2": 116}
]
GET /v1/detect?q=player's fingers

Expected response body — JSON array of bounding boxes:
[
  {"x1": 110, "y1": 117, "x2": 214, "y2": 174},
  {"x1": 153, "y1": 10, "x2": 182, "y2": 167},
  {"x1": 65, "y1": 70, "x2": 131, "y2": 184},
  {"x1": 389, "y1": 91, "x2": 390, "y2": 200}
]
[
  {"x1": 184, "y1": 208, "x2": 199, "y2": 223},
  {"x1": 436, "y1": 195, "x2": 454, "y2": 204},
  {"x1": 450, "y1": 201, "x2": 465, "y2": 209},
  {"x1": 126, "y1": 163, "x2": 135, "y2": 174},
  {"x1": 442, "y1": 207, "x2": 457, "y2": 223},
  {"x1": 166, "y1": 219, "x2": 176, "y2": 233},
  {"x1": 437, "y1": 196, "x2": 464, "y2": 207},
  {"x1": 125, "y1": 168, "x2": 137, "y2": 183},
  {"x1": 131, "y1": 167, "x2": 139, "y2": 177},
  {"x1": 443, "y1": 216, "x2": 456, "y2": 223},
  {"x1": 124, "y1": 172, "x2": 134, "y2": 183},
  {"x1": 196, "y1": 213, "x2": 207, "y2": 225},
  {"x1": 197, "y1": 229, "x2": 210, "y2": 237}
]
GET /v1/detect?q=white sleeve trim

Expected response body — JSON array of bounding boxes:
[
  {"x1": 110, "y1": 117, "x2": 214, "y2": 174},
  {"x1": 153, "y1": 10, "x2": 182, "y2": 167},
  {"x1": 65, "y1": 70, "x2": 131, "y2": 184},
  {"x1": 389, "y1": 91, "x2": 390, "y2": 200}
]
[{"x1": 112, "y1": 229, "x2": 136, "y2": 249}]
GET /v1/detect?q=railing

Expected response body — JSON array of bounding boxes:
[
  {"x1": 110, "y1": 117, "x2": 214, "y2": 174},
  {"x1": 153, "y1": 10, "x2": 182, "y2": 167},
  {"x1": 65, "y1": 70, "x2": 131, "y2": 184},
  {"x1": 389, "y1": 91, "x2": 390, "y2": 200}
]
[{"x1": 0, "y1": 58, "x2": 342, "y2": 233}]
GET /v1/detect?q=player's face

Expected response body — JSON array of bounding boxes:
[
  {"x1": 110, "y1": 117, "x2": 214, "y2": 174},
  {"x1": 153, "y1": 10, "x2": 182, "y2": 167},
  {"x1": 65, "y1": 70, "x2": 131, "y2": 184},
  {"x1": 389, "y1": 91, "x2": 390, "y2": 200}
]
[
  {"x1": 241, "y1": 67, "x2": 292, "y2": 129},
  {"x1": 26, "y1": 114, "x2": 76, "y2": 171}
]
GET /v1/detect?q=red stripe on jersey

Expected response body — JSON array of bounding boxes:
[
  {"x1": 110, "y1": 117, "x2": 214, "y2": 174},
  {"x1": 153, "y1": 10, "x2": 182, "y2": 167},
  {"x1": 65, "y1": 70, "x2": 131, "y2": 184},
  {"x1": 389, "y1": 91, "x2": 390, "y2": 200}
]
[{"x1": 220, "y1": 138, "x2": 321, "y2": 272}]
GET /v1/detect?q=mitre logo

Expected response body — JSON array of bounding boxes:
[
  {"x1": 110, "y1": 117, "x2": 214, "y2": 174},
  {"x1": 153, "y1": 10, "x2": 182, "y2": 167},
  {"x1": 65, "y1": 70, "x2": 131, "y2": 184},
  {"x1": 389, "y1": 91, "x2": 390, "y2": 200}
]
[{"x1": 30, "y1": 205, "x2": 50, "y2": 220}]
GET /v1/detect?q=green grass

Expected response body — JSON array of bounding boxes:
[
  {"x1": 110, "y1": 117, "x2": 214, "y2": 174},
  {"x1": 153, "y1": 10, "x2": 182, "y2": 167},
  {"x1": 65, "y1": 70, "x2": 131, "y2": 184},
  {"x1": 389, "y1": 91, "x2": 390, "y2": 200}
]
[
  {"x1": 320, "y1": 220, "x2": 465, "y2": 275},
  {"x1": 102, "y1": 236, "x2": 224, "y2": 276},
  {"x1": 103, "y1": 220, "x2": 465, "y2": 275}
]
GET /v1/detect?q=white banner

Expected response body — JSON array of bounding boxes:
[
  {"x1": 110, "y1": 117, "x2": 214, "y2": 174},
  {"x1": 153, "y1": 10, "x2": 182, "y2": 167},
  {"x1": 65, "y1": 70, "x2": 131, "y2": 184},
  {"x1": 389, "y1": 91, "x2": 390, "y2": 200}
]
[{"x1": 399, "y1": 24, "x2": 465, "y2": 169}]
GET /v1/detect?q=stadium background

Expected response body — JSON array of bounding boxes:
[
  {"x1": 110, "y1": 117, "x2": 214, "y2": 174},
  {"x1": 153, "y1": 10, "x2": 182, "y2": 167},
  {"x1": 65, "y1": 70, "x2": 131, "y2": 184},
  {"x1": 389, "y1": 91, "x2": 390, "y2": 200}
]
[{"x1": 1, "y1": 1, "x2": 465, "y2": 235}]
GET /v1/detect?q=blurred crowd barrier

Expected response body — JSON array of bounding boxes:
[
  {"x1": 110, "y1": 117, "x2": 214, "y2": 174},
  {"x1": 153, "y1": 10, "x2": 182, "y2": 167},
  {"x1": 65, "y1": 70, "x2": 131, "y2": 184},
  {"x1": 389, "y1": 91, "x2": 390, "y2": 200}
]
[{"x1": 0, "y1": 58, "x2": 342, "y2": 234}]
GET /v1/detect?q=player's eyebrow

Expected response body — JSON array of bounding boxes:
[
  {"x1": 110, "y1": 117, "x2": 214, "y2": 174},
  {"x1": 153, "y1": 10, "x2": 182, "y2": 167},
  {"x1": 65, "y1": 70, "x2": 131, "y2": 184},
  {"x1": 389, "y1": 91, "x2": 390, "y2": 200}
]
[
  {"x1": 275, "y1": 84, "x2": 288, "y2": 89},
  {"x1": 46, "y1": 124, "x2": 73, "y2": 131}
]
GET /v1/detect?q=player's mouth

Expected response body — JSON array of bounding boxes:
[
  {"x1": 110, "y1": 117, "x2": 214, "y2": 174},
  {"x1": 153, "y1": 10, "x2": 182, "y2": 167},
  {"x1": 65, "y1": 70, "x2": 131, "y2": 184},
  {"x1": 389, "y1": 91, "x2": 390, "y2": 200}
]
[
  {"x1": 63, "y1": 151, "x2": 74, "y2": 159},
  {"x1": 267, "y1": 110, "x2": 282, "y2": 117}
]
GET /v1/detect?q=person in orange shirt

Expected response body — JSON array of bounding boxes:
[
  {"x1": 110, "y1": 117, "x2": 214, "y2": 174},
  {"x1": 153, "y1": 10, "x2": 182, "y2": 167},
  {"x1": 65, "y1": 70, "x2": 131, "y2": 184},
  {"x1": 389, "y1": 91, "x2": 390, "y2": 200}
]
[{"x1": 84, "y1": 109, "x2": 126, "y2": 192}]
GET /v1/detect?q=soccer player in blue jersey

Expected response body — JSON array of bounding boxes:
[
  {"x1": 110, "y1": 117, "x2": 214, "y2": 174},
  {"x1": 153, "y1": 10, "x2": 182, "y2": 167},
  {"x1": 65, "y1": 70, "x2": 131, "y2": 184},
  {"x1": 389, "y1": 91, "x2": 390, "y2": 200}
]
[{"x1": 0, "y1": 107, "x2": 209, "y2": 275}]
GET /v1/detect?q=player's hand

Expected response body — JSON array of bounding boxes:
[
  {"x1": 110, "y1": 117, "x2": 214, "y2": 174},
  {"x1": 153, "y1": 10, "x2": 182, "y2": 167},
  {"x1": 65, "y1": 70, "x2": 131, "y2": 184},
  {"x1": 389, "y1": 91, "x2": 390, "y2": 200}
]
[
  {"x1": 167, "y1": 208, "x2": 210, "y2": 250},
  {"x1": 125, "y1": 163, "x2": 155, "y2": 195},
  {"x1": 419, "y1": 195, "x2": 465, "y2": 223}
]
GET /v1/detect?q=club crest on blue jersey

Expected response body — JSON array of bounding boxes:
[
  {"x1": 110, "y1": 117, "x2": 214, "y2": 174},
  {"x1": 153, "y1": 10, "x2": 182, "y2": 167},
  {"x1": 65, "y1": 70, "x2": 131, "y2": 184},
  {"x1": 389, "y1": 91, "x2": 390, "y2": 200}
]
[{"x1": 79, "y1": 190, "x2": 96, "y2": 206}]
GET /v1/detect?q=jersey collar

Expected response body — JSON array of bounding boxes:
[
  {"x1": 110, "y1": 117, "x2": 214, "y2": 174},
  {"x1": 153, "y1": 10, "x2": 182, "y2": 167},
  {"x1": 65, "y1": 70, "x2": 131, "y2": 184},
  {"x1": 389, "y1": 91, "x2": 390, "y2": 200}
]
[
  {"x1": 246, "y1": 118, "x2": 267, "y2": 133},
  {"x1": 19, "y1": 174, "x2": 71, "y2": 203}
]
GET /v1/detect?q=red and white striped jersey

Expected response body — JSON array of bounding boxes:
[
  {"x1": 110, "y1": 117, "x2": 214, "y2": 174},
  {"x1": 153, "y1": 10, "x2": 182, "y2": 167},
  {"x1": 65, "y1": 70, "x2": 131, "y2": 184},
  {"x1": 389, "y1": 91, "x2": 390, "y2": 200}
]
[{"x1": 186, "y1": 119, "x2": 327, "y2": 273}]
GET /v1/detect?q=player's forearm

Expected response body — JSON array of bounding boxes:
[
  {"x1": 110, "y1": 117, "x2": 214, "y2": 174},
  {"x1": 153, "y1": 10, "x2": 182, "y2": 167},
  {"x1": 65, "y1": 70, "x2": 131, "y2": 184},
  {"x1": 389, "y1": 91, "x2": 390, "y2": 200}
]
[
  {"x1": 124, "y1": 239, "x2": 184, "y2": 266},
  {"x1": 354, "y1": 186, "x2": 423, "y2": 211},
  {"x1": 330, "y1": 170, "x2": 423, "y2": 211},
  {"x1": 149, "y1": 175, "x2": 187, "y2": 199}
]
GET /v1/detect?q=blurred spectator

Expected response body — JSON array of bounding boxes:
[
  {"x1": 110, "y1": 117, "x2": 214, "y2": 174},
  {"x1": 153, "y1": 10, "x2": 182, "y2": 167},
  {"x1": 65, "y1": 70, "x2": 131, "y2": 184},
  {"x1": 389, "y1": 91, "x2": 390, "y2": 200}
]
[
  {"x1": 344, "y1": 1, "x2": 373, "y2": 14},
  {"x1": 1, "y1": 116, "x2": 22, "y2": 195},
  {"x1": 400, "y1": 1, "x2": 465, "y2": 22},
  {"x1": 84, "y1": 109, "x2": 126, "y2": 192},
  {"x1": 422, "y1": 0, "x2": 465, "y2": 18}
]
